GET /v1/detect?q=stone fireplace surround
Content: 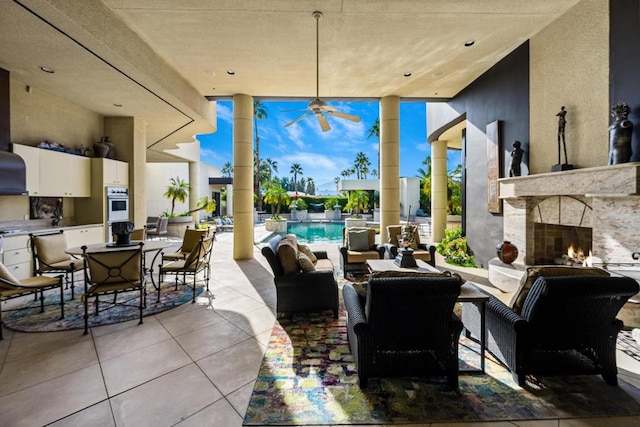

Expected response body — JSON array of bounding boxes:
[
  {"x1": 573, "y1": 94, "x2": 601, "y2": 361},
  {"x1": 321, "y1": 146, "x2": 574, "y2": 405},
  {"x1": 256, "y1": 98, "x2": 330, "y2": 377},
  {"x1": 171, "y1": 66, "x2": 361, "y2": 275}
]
[{"x1": 489, "y1": 162, "x2": 640, "y2": 292}]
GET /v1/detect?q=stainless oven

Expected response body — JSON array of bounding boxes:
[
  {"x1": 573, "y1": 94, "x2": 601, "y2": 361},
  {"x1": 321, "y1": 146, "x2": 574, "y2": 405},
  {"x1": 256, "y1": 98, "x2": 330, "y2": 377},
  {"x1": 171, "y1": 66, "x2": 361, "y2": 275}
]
[{"x1": 106, "y1": 187, "x2": 129, "y2": 223}]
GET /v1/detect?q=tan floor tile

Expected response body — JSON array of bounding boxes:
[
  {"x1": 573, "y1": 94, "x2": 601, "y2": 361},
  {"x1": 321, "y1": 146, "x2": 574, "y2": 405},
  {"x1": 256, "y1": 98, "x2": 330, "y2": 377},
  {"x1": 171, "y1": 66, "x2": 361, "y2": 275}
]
[
  {"x1": 94, "y1": 317, "x2": 172, "y2": 361},
  {"x1": 175, "y1": 319, "x2": 251, "y2": 361},
  {"x1": 559, "y1": 416, "x2": 640, "y2": 426},
  {"x1": 0, "y1": 364, "x2": 107, "y2": 426},
  {"x1": 226, "y1": 380, "x2": 256, "y2": 417},
  {"x1": 197, "y1": 338, "x2": 266, "y2": 396},
  {"x1": 254, "y1": 328, "x2": 274, "y2": 346},
  {"x1": 176, "y1": 398, "x2": 244, "y2": 427},
  {"x1": 101, "y1": 339, "x2": 192, "y2": 396},
  {"x1": 111, "y1": 364, "x2": 222, "y2": 427},
  {"x1": 5, "y1": 328, "x2": 90, "y2": 363},
  {"x1": 89, "y1": 316, "x2": 145, "y2": 338},
  {"x1": 225, "y1": 306, "x2": 276, "y2": 336},
  {"x1": 0, "y1": 338, "x2": 97, "y2": 396},
  {"x1": 158, "y1": 304, "x2": 226, "y2": 336},
  {"x1": 210, "y1": 294, "x2": 266, "y2": 315},
  {"x1": 48, "y1": 400, "x2": 115, "y2": 427}
]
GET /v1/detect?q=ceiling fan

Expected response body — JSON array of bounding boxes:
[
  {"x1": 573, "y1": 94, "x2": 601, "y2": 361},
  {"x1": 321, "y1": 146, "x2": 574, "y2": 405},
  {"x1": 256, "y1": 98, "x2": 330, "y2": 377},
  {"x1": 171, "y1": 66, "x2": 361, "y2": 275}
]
[{"x1": 284, "y1": 11, "x2": 361, "y2": 132}]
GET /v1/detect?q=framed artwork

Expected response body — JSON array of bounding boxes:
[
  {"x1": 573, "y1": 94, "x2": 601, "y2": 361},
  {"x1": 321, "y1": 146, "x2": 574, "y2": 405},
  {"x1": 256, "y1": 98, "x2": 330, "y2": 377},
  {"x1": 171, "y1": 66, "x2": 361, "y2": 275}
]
[
  {"x1": 30, "y1": 197, "x2": 62, "y2": 219},
  {"x1": 486, "y1": 120, "x2": 502, "y2": 214}
]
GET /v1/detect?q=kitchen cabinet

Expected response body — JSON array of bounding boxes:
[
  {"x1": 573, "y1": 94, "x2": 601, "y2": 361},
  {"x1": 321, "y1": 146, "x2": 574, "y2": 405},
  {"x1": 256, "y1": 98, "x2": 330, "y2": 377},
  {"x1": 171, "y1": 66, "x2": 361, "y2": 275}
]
[
  {"x1": 39, "y1": 150, "x2": 91, "y2": 197},
  {"x1": 1, "y1": 234, "x2": 32, "y2": 280},
  {"x1": 101, "y1": 158, "x2": 129, "y2": 186},
  {"x1": 64, "y1": 226, "x2": 104, "y2": 248},
  {"x1": 12, "y1": 144, "x2": 40, "y2": 196}
]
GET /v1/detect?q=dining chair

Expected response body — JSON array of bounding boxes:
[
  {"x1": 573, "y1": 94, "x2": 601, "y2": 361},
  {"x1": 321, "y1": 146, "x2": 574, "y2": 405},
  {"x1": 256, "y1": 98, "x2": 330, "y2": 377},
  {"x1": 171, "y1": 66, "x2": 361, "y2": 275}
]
[
  {"x1": 30, "y1": 230, "x2": 83, "y2": 300},
  {"x1": 162, "y1": 227, "x2": 214, "y2": 262},
  {"x1": 81, "y1": 243, "x2": 146, "y2": 335},
  {"x1": 147, "y1": 217, "x2": 168, "y2": 240},
  {"x1": 159, "y1": 234, "x2": 214, "y2": 303},
  {"x1": 0, "y1": 262, "x2": 64, "y2": 340}
]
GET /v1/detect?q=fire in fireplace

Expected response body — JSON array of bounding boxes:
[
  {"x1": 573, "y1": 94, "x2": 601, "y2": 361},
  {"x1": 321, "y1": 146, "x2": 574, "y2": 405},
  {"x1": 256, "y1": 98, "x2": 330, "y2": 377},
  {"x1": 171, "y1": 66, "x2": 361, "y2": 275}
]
[{"x1": 533, "y1": 223, "x2": 592, "y2": 265}]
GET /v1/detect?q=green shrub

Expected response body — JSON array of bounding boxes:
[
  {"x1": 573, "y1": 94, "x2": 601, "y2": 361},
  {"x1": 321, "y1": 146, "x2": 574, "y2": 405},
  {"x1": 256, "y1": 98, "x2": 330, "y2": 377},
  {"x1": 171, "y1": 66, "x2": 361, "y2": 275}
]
[
  {"x1": 436, "y1": 228, "x2": 477, "y2": 267},
  {"x1": 292, "y1": 197, "x2": 308, "y2": 210}
]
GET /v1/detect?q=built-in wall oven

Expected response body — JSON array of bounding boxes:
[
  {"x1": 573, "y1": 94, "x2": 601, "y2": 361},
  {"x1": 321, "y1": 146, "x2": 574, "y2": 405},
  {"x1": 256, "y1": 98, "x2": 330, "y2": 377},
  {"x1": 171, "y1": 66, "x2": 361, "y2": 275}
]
[{"x1": 106, "y1": 187, "x2": 129, "y2": 242}]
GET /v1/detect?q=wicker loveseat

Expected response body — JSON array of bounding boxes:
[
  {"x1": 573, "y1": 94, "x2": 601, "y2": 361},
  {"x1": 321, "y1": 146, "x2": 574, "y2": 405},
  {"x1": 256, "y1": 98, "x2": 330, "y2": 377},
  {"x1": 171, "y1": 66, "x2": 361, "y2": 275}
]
[
  {"x1": 343, "y1": 275, "x2": 463, "y2": 388},
  {"x1": 462, "y1": 273, "x2": 639, "y2": 386},
  {"x1": 261, "y1": 234, "x2": 339, "y2": 318}
]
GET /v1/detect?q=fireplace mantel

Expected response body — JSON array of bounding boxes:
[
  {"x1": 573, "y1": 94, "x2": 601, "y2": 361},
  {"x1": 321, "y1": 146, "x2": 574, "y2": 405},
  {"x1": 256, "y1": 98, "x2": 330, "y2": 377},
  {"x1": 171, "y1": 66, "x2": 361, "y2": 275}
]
[{"x1": 499, "y1": 162, "x2": 640, "y2": 198}]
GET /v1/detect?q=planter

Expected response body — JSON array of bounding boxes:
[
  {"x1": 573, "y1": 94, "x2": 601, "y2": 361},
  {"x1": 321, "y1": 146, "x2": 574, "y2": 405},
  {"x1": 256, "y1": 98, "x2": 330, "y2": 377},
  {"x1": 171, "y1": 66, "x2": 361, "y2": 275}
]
[
  {"x1": 345, "y1": 217, "x2": 367, "y2": 228},
  {"x1": 167, "y1": 216, "x2": 194, "y2": 237},
  {"x1": 265, "y1": 218, "x2": 288, "y2": 233}
]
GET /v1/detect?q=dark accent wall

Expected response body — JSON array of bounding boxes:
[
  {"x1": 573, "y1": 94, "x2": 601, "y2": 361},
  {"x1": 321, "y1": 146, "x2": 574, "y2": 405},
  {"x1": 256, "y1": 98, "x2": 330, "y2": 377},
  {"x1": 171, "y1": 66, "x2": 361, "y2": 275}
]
[
  {"x1": 447, "y1": 42, "x2": 530, "y2": 267},
  {"x1": 610, "y1": 0, "x2": 640, "y2": 162},
  {"x1": 0, "y1": 68, "x2": 10, "y2": 151}
]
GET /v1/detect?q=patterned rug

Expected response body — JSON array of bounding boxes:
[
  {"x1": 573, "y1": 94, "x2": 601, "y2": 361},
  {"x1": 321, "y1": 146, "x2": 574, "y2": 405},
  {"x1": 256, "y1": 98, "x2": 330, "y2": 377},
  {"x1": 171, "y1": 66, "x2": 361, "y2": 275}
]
[
  {"x1": 2, "y1": 281, "x2": 204, "y2": 333},
  {"x1": 244, "y1": 303, "x2": 640, "y2": 425}
]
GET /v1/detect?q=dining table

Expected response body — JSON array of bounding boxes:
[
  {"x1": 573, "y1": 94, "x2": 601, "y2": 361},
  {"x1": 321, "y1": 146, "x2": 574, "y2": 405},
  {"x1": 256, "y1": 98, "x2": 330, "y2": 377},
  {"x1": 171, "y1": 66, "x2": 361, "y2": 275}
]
[{"x1": 66, "y1": 240, "x2": 173, "y2": 290}]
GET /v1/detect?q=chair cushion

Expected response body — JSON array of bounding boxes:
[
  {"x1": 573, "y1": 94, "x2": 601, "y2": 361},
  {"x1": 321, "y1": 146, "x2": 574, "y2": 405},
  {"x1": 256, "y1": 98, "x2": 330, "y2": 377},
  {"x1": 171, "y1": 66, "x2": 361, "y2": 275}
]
[
  {"x1": 0, "y1": 262, "x2": 20, "y2": 290},
  {"x1": 298, "y1": 244, "x2": 317, "y2": 264},
  {"x1": 277, "y1": 235, "x2": 300, "y2": 275},
  {"x1": 348, "y1": 229, "x2": 370, "y2": 251},
  {"x1": 347, "y1": 250, "x2": 381, "y2": 263},
  {"x1": 411, "y1": 249, "x2": 432, "y2": 262},
  {"x1": 298, "y1": 252, "x2": 315, "y2": 272},
  {"x1": 35, "y1": 233, "x2": 70, "y2": 265},
  {"x1": 509, "y1": 265, "x2": 610, "y2": 314},
  {"x1": 315, "y1": 258, "x2": 334, "y2": 272}
]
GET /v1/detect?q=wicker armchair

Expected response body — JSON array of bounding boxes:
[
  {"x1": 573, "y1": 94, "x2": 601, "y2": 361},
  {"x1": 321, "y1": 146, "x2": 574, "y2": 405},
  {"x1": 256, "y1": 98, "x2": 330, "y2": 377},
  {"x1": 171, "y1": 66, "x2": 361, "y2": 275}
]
[
  {"x1": 261, "y1": 234, "x2": 338, "y2": 318},
  {"x1": 343, "y1": 276, "x2": 463, "y2": 388},
  {"x1": 383, "y1": 225, "x2": 436, "y2": 267},
  {"x1": 338, "y1": 227, "x2": 385, "y2": 276},
  {"x1": 462, "y1": 275, "x2": 639, "y2": 386}
]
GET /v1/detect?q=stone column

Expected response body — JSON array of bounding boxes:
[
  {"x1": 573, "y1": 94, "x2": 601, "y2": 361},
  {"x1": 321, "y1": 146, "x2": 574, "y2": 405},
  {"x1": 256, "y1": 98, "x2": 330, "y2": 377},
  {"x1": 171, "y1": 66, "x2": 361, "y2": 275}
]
[
  {"x1": 188, "y1": 161, "x2": 200, "y2": 223},
  {"x1": 233, "y1": 94, "x2": 254, "y2": 260},
  {"x1": 379, "y1": 96, "x2": 400, "y2": 243},
  {"x1": 431, "y1": 139, "x2": 448, "y2": 242}
]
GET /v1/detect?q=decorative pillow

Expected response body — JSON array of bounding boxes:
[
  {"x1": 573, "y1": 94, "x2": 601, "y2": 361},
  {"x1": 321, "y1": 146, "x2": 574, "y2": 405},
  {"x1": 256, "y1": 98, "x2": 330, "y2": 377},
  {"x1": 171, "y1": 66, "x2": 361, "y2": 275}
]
[
  {"x1": 297, "y1": 252, "x2": 316, "y2": 272},
  {"x1": 277, "y1": 236, "x2": 299, "y2": 275},
  {"x1": 298, "y1": 244, "x2": 318, "y2": 264},
  {"x1": 509, "y1": 265, "x2": 610, "y2": 314},
  {"x1": 348, "y1": 230, "x2": 370, "y2": 251},
  {"x1": 0, "y1": 262, "x2": 20, "y2": 290},
  {"x1": 395, "y1": 234, "x2": 418, "y2": 250}
]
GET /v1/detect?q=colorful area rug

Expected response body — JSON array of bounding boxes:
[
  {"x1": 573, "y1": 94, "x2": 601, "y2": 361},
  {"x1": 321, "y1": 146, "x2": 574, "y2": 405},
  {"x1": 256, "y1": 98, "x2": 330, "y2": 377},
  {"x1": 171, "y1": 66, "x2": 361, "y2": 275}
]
[
  {"x1": 244, "y1": 303, "x2": 640, "y2": 425},
  {"x1": 2, "y1": 282, "x2": 203, "y2": 333}
]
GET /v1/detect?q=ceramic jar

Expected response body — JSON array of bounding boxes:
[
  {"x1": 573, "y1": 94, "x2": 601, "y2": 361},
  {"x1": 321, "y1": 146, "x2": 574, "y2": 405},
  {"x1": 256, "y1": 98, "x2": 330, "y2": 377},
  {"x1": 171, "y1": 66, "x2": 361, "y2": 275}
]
[{"x1": 496, "y1": 240, "x2": 518, "y2": 264}]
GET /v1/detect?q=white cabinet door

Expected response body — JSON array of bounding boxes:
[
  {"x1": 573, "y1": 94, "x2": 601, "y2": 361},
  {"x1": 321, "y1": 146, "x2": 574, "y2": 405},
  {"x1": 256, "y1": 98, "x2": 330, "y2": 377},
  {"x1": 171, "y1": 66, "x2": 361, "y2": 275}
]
[
  {"x1": 67, "y1": 155, "x2": 91, "y2": 197},
  {"x1": 103, "y1": 158, "x2": 129, "y2": 186},
  {"x1": 12, "y1": 144, "x2": 40, "y2": 196},
  {"x1": 38, "y1": 150, "x2": 91, "y2": 197},
  {"x1": 65, "y1": 226, "x2": 105, "y2": 248}
]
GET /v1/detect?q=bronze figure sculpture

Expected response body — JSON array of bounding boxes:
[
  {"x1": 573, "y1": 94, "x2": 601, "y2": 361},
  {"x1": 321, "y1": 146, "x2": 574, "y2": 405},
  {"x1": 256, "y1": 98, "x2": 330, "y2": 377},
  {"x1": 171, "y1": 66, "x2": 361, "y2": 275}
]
[{"x1": 608, "y1": 102, "x2": 633, "y2": 165}]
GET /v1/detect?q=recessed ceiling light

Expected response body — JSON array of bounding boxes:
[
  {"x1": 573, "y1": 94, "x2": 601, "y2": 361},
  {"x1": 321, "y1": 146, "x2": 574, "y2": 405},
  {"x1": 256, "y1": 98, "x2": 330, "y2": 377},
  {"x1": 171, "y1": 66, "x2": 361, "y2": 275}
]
[
  {"x1": 40, "y1": 66, "x2": 55, "y2": 73},
  {"x1": 464, "y1": 40, "x2": 475, "y2": 47},
  {"x1": 432, "y1": 71, "x2": 445, "y2": 78},
  {"x1": 203, "y1": 70, "x2": 216, "y2": 77},
  {"x1": 227, "y1": 70, "x2": 235, "y2": 75},
  {"x1": 403, "y1": 72, "x2": 412, "y2": 77},
  {"x1": 113, "y1": 103, "x2": 123, "y2": 107}
]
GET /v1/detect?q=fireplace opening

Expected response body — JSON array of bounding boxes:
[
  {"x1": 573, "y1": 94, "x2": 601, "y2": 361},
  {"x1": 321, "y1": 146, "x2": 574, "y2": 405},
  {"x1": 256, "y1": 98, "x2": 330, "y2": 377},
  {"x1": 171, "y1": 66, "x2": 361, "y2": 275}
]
[{"x1": 533, "y1": 223, "x2": 592, "y2": 265}]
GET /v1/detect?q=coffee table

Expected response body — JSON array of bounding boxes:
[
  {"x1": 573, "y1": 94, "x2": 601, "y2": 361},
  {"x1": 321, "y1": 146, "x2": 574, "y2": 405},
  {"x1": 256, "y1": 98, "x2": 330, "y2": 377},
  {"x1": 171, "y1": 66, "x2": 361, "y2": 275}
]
[{"x1": 364, "y1": 259, "x2": 489, "y2": 373}]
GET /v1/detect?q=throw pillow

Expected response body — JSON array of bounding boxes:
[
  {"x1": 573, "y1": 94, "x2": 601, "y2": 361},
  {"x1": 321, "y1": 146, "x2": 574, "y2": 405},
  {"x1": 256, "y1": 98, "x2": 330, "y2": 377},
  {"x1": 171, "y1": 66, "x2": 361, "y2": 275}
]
[
  {"x1": 297, "y1": 252, "x2": 316, "y2": 272},
  {"x1": 0, "y1": 263, "x2": 20, "y2": 290},
  {"x1": 348, "y1": 230, "x2": 370, "y2": 251},
  {"x1": 509, "y1": 265, "x2": 610, "y2": 314},
  {"x1": 395, "y1": 234, "x2": 418, "y2": 250},
  {"x1": 297, "y1": 244, "x2": 318, "y2": 264},
  {"x1": 277, "y1": 237, "x2": 299, "y2": 275}
]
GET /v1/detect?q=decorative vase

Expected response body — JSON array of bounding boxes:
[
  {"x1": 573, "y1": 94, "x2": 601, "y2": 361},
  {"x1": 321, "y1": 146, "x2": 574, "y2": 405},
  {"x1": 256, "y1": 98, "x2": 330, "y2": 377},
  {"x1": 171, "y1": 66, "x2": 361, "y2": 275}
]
[
  {"x1": 608, "y1": 102, "x2": 633, "y2": 165},
  {"x1": 92, "y1": 142, "x2": 109, "y2": 158},
  {"x1": 112, "y1": 221, "x2": 135, "y2": 246},
  {"x1": 496, "y1": 240, "x2": 518, "y2": 264},
  {"x1": 101, "y1": 137, "x2": 115, "y2": 159}
]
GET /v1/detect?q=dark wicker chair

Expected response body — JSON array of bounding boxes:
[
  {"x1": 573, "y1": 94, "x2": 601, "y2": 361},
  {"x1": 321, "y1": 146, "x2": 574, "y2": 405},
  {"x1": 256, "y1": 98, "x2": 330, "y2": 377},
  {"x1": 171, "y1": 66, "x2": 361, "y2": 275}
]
[
  {"x1": 261, "y1": 234, "x2": 339, "y2": 318},
  {"x1": 462, "y1": 275, "x2": 639, "y2": 386},
  {"x1": 383, "y1": 225, "x2": 437, "y2": 267},
  {"x1": 338, "y1": 227, "x2": 385, "y2": 276},
  {"x1": 343, "y1": 276, "x2": 463, "y2": 388}
]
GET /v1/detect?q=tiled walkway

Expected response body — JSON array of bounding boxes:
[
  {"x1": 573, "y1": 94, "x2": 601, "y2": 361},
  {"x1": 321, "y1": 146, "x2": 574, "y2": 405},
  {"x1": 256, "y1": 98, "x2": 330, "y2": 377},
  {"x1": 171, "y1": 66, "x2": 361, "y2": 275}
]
[{"x1": 1, "y1": 227, "x2": 639, "y2": 426}]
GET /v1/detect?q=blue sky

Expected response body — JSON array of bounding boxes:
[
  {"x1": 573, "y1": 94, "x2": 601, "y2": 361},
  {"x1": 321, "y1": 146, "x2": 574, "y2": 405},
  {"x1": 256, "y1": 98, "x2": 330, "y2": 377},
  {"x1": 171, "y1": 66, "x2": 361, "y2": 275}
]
[{"x1": 197, "y1": 100, "x2": 461, "y2": 192}]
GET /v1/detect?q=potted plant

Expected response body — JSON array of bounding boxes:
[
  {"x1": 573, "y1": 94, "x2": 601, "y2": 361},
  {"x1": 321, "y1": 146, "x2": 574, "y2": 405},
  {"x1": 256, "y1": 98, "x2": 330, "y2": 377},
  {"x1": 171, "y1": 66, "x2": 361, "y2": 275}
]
[
  {"x1": 163, "y1": 176, "x2": 190, "y2": 218},
  {"x1": 344, "y1": 190, "x2": 369, "y2": 228},
  {"x1": 292, "y1": 197, "x2": 308, "y2": 221},
  {"x1": 263, "y1": 183, "x2": 290, "y2": 232}
]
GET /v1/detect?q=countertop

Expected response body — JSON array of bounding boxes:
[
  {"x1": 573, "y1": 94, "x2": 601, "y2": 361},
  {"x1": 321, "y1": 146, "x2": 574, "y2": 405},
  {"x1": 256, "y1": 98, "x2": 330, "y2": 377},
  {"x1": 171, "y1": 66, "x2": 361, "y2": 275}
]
[{"x1": 0, "y1": 221, "x2": 103, "y2": 237}]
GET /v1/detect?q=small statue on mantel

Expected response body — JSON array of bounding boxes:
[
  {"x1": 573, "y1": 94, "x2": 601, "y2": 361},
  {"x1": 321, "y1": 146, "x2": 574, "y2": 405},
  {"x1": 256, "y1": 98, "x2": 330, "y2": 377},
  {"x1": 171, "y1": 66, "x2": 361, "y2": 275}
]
[
  {"x1": 552, "y1": 106, "x2": 573, "y2": 172},
  {"x1": 608, "y1": 101, "x2": 633, "y2": 165},
  {"x1": 508, "y1": 140, "x2": 524, "y2": 177}
]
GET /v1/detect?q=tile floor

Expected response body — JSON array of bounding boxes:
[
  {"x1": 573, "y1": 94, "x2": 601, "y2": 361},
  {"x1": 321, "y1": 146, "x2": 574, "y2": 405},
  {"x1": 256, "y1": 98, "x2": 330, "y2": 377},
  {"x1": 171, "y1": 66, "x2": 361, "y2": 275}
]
[{"x1": 1, "y1": 226, "x2": 640, "y2": 426}]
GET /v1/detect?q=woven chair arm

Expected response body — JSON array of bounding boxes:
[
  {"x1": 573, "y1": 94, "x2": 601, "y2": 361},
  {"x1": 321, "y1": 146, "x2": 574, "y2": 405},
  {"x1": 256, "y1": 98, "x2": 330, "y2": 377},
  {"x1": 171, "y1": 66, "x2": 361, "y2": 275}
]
[
  {"x1": 343, "y1": 283, "x2": 368, "y2": 332},
  {"x1": 313, "y1": 251, "x2": 329, "y2": 259},
  {"x1": 275, "y1": 269, "x2": 336, "y2": 289},
  {"x1": 374, "y1": 245, "x2": 386, "y2": 258},
  {"x1": 487, "y1": 297, "x2": 527, "y2": 330},
  {"x1": 382, "y1": 242, "x2": 397, "y2": 258}
]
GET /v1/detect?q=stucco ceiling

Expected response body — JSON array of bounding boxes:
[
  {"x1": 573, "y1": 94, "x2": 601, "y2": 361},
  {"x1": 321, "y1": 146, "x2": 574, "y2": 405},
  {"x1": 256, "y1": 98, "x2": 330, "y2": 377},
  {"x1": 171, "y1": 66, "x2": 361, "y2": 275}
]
[{"x1": 0, "y1": 0, "x2": 581, "y2": 160}]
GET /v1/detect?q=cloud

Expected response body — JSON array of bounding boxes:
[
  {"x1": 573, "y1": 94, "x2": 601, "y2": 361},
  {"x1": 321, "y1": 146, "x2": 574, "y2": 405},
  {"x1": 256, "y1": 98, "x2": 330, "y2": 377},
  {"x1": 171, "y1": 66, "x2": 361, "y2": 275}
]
[{"x1": 216, "y1": 103, "x2": 233, "y2": 125}]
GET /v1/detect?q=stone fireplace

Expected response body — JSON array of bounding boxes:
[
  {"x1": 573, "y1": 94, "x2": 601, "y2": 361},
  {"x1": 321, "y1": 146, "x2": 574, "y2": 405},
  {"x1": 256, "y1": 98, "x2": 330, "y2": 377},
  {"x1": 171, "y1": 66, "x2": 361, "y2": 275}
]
[{"x1": 499, "y1": 163, "x2": 640, "y2": 267}]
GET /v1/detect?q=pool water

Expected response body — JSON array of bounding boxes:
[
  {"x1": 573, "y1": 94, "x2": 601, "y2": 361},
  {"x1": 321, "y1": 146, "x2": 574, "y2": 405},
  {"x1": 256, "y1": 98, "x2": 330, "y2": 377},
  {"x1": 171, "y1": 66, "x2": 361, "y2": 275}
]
[{"x1": 285, "y1": 222, "x2": 345, "y2": 243}]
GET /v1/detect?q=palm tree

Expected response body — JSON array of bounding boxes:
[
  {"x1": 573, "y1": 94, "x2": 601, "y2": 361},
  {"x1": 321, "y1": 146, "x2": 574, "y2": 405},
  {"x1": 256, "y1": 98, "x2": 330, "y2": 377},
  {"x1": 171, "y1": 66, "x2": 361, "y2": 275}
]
[
  {"x1": 264, "y1": 158, "x2": 278, "y2": 185},
  {"x1": 417, "y1": 156, "x2": 432, "y2": 215},
  {"x1": 187, "y1": 195, "x2": 217, "y2": 216},
  {"x1": 290, "y1": 163, "x2": 303, "y2": 195},
  {"x1": 163, "y1": 176, "x2": 190, "y2": 216},
  {"x1": 344, "y1": 190, "x2": 369, "y2": 217},
  {"x1": 263, "y1": 182, "x2": 290, "y2": 218},
  {"x1": 254, "y1": 101, "x2": 268, "y2": 210},
  {"x1": 221, "y1": 162, "x2": 233, "y2": 177},
  {"x1": 305, "y1": 177, "x2": 315, "y2": 195},
  {"x1": 353, "y1": 152, "x2": 370, "y2": 179},
  {"x1": 334, "y1": 176, "x2": 340, "y2": 193},
  {"x1": 340, "y1": 169, "x2": 351, "y2": 179}
]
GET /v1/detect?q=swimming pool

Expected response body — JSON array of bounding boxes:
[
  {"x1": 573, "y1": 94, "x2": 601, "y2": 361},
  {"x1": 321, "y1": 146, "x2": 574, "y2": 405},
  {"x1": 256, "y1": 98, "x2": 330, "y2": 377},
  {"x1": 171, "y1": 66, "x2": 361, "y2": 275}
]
[{"x1": 284, "y1": 222, "x2": 345, "y2": 243}]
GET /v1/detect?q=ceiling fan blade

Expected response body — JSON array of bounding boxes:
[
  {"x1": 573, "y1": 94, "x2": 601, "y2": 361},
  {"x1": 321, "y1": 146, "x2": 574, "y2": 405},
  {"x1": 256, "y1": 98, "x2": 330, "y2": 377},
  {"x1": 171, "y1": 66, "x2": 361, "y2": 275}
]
[
  {"x1": 317, "y1": 114, "x2": 330, "y2": 132},
  {"x1": 284, "y1": 113, "x2": 311, "y2": 128},
  {"x1": 326, "y1": 110, "x2": 361, "y2": 123}
]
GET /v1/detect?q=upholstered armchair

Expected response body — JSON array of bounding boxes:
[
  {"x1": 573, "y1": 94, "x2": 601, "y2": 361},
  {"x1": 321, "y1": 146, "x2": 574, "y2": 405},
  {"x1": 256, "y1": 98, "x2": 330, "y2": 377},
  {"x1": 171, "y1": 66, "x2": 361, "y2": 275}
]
[
  {"x1": 338, "y1": 227, "x2": 385, "y2": 276},
  {"x1": 384, "y1": 224, "x2": 436, "y2": 267},
  {"x1": 162, "y1": 228, "x2": 214, "y2": 262},
  {"x1": 343, "y1": 276, "x2": 463, "y2": 388},
  {"x1": 462, "y1": 275, "x2": 639, "y2": 386},
  {"x1": 147, "y1": 217, "x2": 169, "y2": 240},
  {"x1": 261, "y1": 234, "x2": 338, "y2": 318},
  {"x1": 30, "y1": 230, "x2": 83, "y2": 299}
]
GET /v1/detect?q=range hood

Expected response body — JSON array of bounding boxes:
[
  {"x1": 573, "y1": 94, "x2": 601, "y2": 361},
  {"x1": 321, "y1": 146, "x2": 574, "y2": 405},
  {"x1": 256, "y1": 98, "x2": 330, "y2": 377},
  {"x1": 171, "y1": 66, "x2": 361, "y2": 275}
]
[{"x1": 0, "y1": 67, "x2": 27, "y2": 195}]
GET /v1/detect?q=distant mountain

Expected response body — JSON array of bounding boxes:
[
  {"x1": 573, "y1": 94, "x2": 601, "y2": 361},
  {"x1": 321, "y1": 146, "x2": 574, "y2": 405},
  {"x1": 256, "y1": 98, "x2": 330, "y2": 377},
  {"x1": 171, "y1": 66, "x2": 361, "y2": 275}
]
[{"x1": 316, "y1": 181, "x2": 338, "y2": 196}]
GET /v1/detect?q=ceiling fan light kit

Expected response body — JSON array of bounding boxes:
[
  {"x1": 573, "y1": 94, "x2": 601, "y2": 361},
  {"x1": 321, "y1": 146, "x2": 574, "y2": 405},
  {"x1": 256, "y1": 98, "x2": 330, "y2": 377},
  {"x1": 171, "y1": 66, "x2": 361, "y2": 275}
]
[{"x1": 284, "y1": 11, "x2": 361, "y2": 132}]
